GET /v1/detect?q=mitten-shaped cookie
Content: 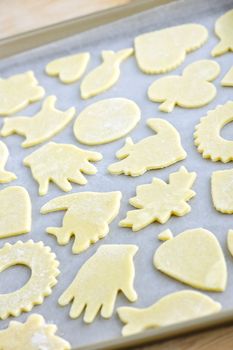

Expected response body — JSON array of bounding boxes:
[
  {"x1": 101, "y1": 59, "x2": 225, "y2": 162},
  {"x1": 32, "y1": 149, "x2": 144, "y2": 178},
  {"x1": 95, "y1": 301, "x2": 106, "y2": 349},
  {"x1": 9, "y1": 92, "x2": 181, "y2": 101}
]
[
  {"x1": 59, "y1": 245, "x2": 138, "y2": 323},
  {"x1": 148, "y1": 60, "x2": 220, "y2": 112}
]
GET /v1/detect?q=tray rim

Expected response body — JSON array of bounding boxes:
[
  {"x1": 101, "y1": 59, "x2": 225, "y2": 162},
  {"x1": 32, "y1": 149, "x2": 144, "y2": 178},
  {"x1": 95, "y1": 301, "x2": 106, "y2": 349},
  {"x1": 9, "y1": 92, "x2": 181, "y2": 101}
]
[{"x1": 1, "y1": 0, "x2": 233, "y2": 349}]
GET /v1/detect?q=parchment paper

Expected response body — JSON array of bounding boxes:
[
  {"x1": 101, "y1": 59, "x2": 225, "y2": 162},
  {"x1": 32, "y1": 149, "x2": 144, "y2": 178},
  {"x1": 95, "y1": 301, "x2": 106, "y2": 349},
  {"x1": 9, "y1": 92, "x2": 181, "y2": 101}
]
[{"x1": 0, "y1": 0, "x2": 233, "y2": 348}]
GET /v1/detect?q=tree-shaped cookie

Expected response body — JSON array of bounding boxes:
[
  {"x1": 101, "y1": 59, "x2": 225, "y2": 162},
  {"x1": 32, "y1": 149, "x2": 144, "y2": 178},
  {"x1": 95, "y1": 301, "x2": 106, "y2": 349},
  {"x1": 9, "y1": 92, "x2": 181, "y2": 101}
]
[
  {"x1": 59, "y1": 244, "x2": 138, "y2": 323},
  {"x1": 0, "y1": 240, "x2": 59, "y2": 319},
  {"x1": 80, "y1": 48, "x2": 133, "y2": 99},
  {"x1": 134, "y1": 24, "x2": 208, "y2": 74},
  {"x1": 0, "y1": 314, "x2": 71, "y2": 350},
  {"x1": 120, "y1": 167, "x2": 196, "y2": 231},
  {"x1": 23, "y1": 142, "x2": 102, "y2": 195},
  {"x1": 0, "y1": 141, "x2": 17, "y2": 183},
  {"x1": 221, "y1": 66, "x2": 233, "y2": 86},
  {"x1": 41, "y1": 191, "x2": 122, "y2": 253},
  {"x1": 212, "y1": 9, "x2": 233, "y2": 56},
  {"x1": 0, "y1": 71, "x2": 45, "y2": 116},
  {"x1": 194, "y1": 101, "x2": 233, "y2": 162},
  {"x1": 108, "y1": 119, "x2": 186, "y2": 176},
  {"x1": 46, "y1": 52, "x2": 90, "y2": 83},
  {"x1": 154, "y1": 228, "x2": 227, "y2": 292},
  {"x1": 0, "y1": 186, "x2": 31, "y2": 238},
  {"x1": 148, "y1": 60, "x2": 220, "y2": 112},
  {"x1": 118, "y1": 290, "x2": 221, "y2": 336},
  {"x1": 1, "y1": 96, "x2": 75, "y2": 148}
]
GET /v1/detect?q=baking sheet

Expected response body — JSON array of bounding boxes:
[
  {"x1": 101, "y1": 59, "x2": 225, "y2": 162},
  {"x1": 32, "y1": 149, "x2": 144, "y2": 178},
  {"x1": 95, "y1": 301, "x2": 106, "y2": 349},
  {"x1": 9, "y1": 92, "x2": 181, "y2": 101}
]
[{"x1": 0, "y1": 0, "x2": 233, "y2": 348}]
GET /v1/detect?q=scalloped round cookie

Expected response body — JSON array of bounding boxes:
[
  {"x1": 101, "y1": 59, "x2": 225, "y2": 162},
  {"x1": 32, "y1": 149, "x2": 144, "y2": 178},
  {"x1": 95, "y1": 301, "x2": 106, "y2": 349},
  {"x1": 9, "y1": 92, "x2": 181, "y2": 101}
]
[{"x1": 73, "y1": 98, "x2": 141, "y2": 145}]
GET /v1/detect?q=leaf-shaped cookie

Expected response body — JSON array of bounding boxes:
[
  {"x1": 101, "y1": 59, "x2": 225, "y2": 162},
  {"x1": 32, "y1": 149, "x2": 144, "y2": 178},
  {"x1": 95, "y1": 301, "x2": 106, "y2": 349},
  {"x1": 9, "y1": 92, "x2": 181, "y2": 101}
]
[
  {"x1": 118, "y1": 290, "x2": 221, "y2": 336},
  {"x1": 135, "y1": 24, "x2": 208, "y2": 74},
  {"x1": 0, "y1": 314, "x2": 70, "y2": 350},
  {"x1": 23, "y1": 142, "x2": 102, "y2": 195},
  {"x1": 41, "y1": 191, "x2": 122, "y2": 253},
  {"x1": 212, "y1": 9, "x2": 233, "y2": 56},
  {"x1": 46, "y1": 52, "x2": 90, "y2": 83},
  {"x1": 59, "y1": 245, "x2": 138, "y2": 323},
  {"x1": 0, "y1": 71, "x2": 45, "y2": 116},
  {"x1": 108, "y1": 119, "x2": 186, "y2": 176},
  {"x1": 148, "y1": 60, "x2": 220, "y2": 112},
  {"x1": 154, "y1": 228, "x2": 227, "y2": 291},
  {"x1": 0, "y1": 186, "x2": 31, "y2": 238},
  {"x1": 1, "y1": 96, "x2": 75, "y2": 148},
  {"x1": 120, "y1": 167, "x2": 196, "y2": 231},
  {"x1": 0, "y1": 141, "x2": 16, "y2": 183},
  {"x1": 80, "y1": 48, "x2": 133, "y2": 99}
]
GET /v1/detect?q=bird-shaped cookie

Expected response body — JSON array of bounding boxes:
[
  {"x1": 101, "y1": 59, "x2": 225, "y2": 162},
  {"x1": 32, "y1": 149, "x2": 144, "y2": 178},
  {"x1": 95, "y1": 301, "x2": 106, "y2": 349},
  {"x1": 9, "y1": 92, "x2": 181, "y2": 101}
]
[{"x1": 148, "y1": 60, "x2": 220, "y2": 112}]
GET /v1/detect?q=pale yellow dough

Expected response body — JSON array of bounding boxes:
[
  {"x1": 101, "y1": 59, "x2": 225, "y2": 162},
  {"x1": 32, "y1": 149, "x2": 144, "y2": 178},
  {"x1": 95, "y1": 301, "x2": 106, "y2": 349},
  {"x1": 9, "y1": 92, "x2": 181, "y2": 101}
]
[
  {"x1": 23, "y1": 142, "x2": 102, "y2": 195},
  {"x1": 0, "y1": 314, "x2": 71, "y2": 350},
  {"x1": 0, "y1": 186, "x2": 31, "y2": 238},
  {"x1": 158, "y1": 229, "x2": 173, "y2": 241},
  {"x1": 0, "y1": 240, "x2": 59, "y2": 319},
  {"x1": 154, "y1": 228, "x2": 227, "y2": 291},
  {"x1": 108, "y1": 119, "x2": 186, "y2": 176},
  {"x1": 221, "y1": 66, "x2": 233, "y2": 86},
  {"x1": 148, "y1": 60, "x2": 220, "y2": 112},
  {"x1": 0, "y1": 141, "x2": 17, "y2": 183},
  {"x1": 73, "y1": 98, "x2": 141, "y2": 145},
  {"x1": 46, "y1": 52, "x2": 90, "y2": 83},
  {"x1": 59, "y1": 245, "x2": 138, "y2": 323},
  {"x1": 120, "y1": 167, "x2": 196, "y2": 231},
  {"x1": 0, "y1": 71, "x2": 45, "y2": 116},
  {"x1": 41, "y1": 191, "x2": 122, "y2": 254},
  {"x1": 134, "y1": 24, "x2": 208, "y2": 74},
  {"x1": 212, "y1": 9, "x2": 233, "y2": 56},
  {"x1": 227, "y1": 230, "x2": 233, "y2": 257},
  {"x1": 1, "y1": 96, "x2": 75, "y2": 148},
  {"x1": 80, "y1": 48, "x2": 133, "y2": 99},
  {"x1": 117, "y1": 290, "x2": 221, "y2": 336},
  {"x1": 211, "y1": 168, "x2": 233, "y2": 213},
  {"x1": 194, "y1": 101, "x2": 233, "y2": 162}
]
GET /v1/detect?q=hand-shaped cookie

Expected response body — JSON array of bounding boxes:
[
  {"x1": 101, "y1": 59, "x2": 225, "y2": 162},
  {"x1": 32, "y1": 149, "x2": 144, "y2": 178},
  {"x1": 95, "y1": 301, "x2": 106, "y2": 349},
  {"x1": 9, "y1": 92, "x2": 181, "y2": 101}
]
[
  {"x1": 41, "y1": 191, "x2": 122, "y2": 253},
  {"x1": 148, "y1": 60, "x2": 220, "y2": 112},
  {"x1": 1, "y1": 96, "x2": 75, "y2": 147},
  {"x1": 59, "y1": 244, "x2": 138, "y2": 323},
  {"x1": 24, "y1": 142, "x2": 102, "y2": 195},
  {"x1": 0, "y1": 71, "x2": 44, "y2": 116}
]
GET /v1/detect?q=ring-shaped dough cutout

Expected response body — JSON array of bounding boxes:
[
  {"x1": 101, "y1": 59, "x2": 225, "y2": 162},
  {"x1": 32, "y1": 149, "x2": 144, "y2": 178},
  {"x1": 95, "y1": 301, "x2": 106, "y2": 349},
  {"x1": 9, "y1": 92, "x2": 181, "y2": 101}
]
[
  {"x1": 0, "y1": 240, "x2": 59, "y2": 319},
  {"x1": 194, "y1": 101, "x2": 233, "y2": 162}
]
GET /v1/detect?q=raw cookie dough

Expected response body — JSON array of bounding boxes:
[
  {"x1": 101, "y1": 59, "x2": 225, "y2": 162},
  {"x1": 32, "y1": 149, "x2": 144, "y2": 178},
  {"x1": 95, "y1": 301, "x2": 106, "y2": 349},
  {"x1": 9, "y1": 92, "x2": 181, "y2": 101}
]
[
  {"x1": 120, "y1": 167, "x2": 196, "y2": 231},
  {"x1": 211, "y1": 168, "x2": 233, "y2": 213},
  {"x1": 0, "y1": 141, "x2": 17, "y2": 183},
  {"x1": 117, "y1": 290, "x2": 221, "y2": 336},
  {"x1": 73, "y1": 98, "x2": 141, "y2": 145},
  {"x1": 148, "y1": 60, "x2": 220, "y2": 112},
  {"x1": 227, "y1": 230, "x2": 233, "y2": 257},
  {"x1": 80, "y1": 48, "x2": 133, "y2": 99},
  {"x1": 0, "y1": 240, "x2": 59, "y2": 319},
  {"x1": 108, "y1": 119, "x2": 186, "y2": 176},
  {"x1": 59, "y1": 245, "x2": 138, "y2": 323},
  {"x1": 154, "y1": 228, "x2": 227, "y2": 291},
  {"x1": 0, "y1": 186, "x2": 31, "y2": 238},
  {"x1": 134, "y1": 24, "x2": 208, "y2": 74},
  {"x1": 158, "y1": 229, "x2": 173, "y2": 241},
  {"x1": 0, "y1": 71, "x2": 45, "y2": 116},
  {"x1": 46, "y1": 52, "x2": 90, "y2": 83},
  {"x1": 0, "y1": 314, "x2": 71, "y2": 350},
  {"x1": 41, "y1": 191, "x2": 122, "y2": 254},
  {"x1": 194, "y1": 101, "x2": 233, "y2": 162},
  {"x1": 23, "y1": 142, "x2": 102, "y2": 195},
  {"x1": 212, "y1": 9, "x2": 233, "y2": 56},
  {"x1": 1, "y1": 96, "x2": 75, "y2": 148},
  {"x1": 221, "y1": 66, "x2": 233, "y2": 86}
]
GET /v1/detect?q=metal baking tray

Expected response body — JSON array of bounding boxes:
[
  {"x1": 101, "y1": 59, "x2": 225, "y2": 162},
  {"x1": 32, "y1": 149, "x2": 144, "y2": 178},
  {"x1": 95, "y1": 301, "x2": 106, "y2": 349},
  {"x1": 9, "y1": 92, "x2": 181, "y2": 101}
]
[{"x1": 0, "y1": 0, "x2": 233, "y2": 349}]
